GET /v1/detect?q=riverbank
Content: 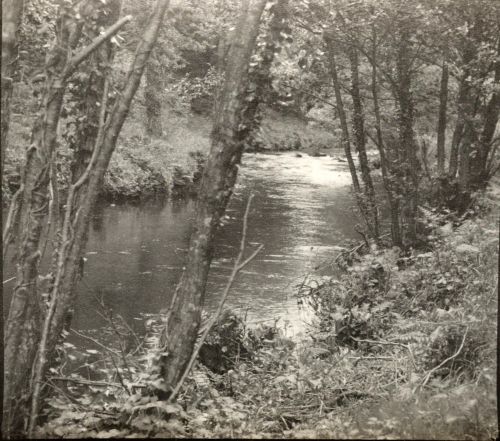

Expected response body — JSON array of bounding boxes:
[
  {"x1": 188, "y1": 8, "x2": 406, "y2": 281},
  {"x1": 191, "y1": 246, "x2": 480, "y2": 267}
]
[
  {"x1": 36, "y1": 196, "x2": 498, "y2": 439},
  {"x1": 100, "y1": 108, "x2": 339, "y2": 200},
  {"x1": 3, "y1": 99, "x2": 337, "y2": 205}
]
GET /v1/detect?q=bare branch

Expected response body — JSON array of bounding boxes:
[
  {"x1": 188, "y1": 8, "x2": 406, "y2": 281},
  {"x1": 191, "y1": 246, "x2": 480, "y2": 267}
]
[
  {"x1": 167, "y1": 194, "x2": 263, "y2": 402},
  {"x1": 418, "y1": 327, "x2": 469, "y2": 391},
  {"x1": 64, "y1": 15, "x2": 132, "y2": 79}
]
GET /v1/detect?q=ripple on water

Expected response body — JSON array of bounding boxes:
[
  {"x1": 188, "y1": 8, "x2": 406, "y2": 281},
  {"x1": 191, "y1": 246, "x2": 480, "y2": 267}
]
[{"x1": 65, "y1": 152, "x2": 360, "y2": 337}]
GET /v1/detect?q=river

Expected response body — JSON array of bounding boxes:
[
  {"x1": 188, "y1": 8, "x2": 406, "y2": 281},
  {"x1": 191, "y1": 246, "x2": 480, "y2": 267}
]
[{"x1": 3, "y1": 152, "x2": 360, "y2": 338}]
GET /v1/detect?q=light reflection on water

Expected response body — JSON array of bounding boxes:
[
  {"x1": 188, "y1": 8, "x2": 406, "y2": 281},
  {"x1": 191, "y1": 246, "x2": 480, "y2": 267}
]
[{"x1": 4, "y1": 152, "x2": 360, "y2": 338}]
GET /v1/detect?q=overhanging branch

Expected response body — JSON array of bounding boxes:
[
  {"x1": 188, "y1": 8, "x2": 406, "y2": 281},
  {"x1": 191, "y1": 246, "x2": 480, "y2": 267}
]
[{"x1": 64, "y1": 15, "x2": 132, "y2": 79}]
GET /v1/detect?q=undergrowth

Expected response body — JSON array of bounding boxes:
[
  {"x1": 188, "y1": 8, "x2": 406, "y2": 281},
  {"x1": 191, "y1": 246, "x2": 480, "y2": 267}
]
[{"x1": 36, "y1": 203, "x2": 498, "y2": 439}]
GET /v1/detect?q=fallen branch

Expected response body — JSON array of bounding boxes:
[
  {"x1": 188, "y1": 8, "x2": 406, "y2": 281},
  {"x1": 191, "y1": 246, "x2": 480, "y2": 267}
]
[
  {"x1": 350, "y1": 336, "x2": 417, "y2": 369},
  {"x1": 50, "y1": 376, "x2": 126, "y2": 388},
  {"x1": 350, "y1": 336, "x2": 407, "y2": 348},
  {"x1": 417, "y1": 326, "x2": 469, "y2": 391},
  {"x1": 168, "y1": 194, "x2": 264, "y2": 402}
]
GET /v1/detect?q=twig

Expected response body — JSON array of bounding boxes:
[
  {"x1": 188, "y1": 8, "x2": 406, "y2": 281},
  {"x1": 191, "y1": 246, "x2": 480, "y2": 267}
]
[
  {"x1": 350, "y1": 336, "x2": 407, "y2": 348},
  {"x1": 347, "y1": 356, "x2": 394, "y2": 361},
  {"x1": 418, "y1": 327, "x2": 469, "y2": 391},
  {"x1": 50, "y1": 376, "x2": 126, "y2": 388},
  {"x1": 71, "y1": 329, "x2": 120, "y2": 356},
  {"x1": 94, "y1": 304, "x2": 132, "y2": 375},
  {"x1": 350, "y1": 336, "x2": 417, "y2": 369},
  {"x1": 107, "y1": 350, "x2": 131, "y2": 396},
  {"x1": 118, "y1": 313, "x2": 142, "y2": 349},
  {"x1": 167, "y1": 194, "x2": 264, "y2": 402}
]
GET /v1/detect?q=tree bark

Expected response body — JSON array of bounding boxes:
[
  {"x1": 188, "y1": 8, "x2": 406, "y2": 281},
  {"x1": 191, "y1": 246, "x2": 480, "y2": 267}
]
[
  {"x1": 145, "y1": 56, "x2": 163, "y2": 137},
  {"x1": 30, "y1": 2, "x2": 170, "y2": 435},
  {"x1": 3, "y1": 9, "x2": 132, "y2": 438},
  {"x1": 395, "y1": 26, "x2": 419, "y2": 245},
  {"x1": 436, "y1": 62, "x2": 449, "y2": 174},
  {"x1": 348, "y1": 46, "x2": 379, "y2": 240},
  {"x1": 3, "y1": 15, "x2": 80, "y2": 438},
  {"x1": 70, "y1": 0, "x2": 122, "y2": 180},
  {"x1": 241, "y1": 0, "x2": 289, "y2": 144},
  {"x1": 157, "y1": 0, "x2": 267, "y2": 397},
  {"x1": 1, "y1": 0, "x2": 24, "y2": 177},
  {"x1": 370, "y1": 27, "x2": 402, "y2": 247},
  {"x1": 324, "y1": 35, "x2": 371, "y2": 232},
  {"x1": 470, "y1": 39, "x2": 500, "y2": 188},
  {"x1": 448, "y1": 21, "x2": 478, "y2": 179}
]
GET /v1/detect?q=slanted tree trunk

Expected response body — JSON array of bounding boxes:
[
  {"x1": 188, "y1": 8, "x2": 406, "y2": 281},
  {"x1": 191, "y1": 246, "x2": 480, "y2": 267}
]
[
  {"x1": 27, "y1": 1, "x2": 169, "y2": 436},
  {"x1": 348, "y1": 46, "x2": 379, "y2": 240},
  {"x1": 3, "y1": 8, "x2": 133, "y2": 437},
  {"x1": 436, "y1": 62, "x2": 449, "y2": 174},
  {"x1": 1, "y1": 0, "x2": 24, "y2": 177},
  {"x1": 145, "y1": 56, "x2": 163, "y2": 137},
  {"x1": 157, "y1": 0, "x2": 267, "y2": 397}
]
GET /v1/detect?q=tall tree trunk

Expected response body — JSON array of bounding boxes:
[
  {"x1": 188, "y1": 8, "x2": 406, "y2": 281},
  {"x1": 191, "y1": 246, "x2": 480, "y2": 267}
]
[
  {"x1": 70, "y1": 0, "x2": 122, "y2": 180},
  {"x1": 3, "y1": 15, "x2": 80, "y2": 438},
  {"x1": 27, "y1": 1, "x2": 169, "y2": 435},
  {"x1": 145, "y1": 56, "x2": 163, "y2": 137},
  {"x1": 241, "y1": 0, "x2": 289, "y2": 144},
  {"x1": 3, "y1": 9, "x2": 132, "y2": 437},
  {"x1": 370, "y1": 27, "x2": 402, "y2": 247},
  {"x1": 470, "y1": 39, "x2": 500, "y2": 188},
  {"x1": 1, "y1": 0, "x2": 24, "y2": 177},
  {"x1": 157, "y1": 0, "x2": 267, "y2": 397},
  {"x1": 448, "y1": 21, "x2": 479, "y2": 179},
  {"x1": 457, "y1": 117, "x2": 474, "y2": 193},
  {"x1": 395, "y1": 26, "x2": 419, "y2": 245},
  {"x1": 348, "y1": 46, "x2": 379, "y2": 240},
  {"x1": 436, "y1": 62, "x2": 449, "y2": 174},
  {"x1": 324, "y1": 35, "x2": 371, "y2": 231},
  {"x1": 448, "y1": 76, "x2": 469, "y2": 178}
]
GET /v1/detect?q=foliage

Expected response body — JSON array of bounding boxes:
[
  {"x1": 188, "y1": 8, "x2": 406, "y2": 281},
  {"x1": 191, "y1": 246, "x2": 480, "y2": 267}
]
[
  {"x1": 35, "y1": 204, "x2": 498, "y2": 439},
  {"x1": 102, "y1": 112, "x2": 210, "y2": 200}
]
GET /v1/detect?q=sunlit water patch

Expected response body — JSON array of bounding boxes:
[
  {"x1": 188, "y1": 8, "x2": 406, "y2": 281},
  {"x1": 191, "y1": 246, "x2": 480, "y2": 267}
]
[{"x1": 3, "y1": 152, "x2": 360, "y2": 338}]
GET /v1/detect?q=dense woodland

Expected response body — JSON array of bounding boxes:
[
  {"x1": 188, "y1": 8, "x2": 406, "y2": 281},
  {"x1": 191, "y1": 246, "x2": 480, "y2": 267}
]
[{"x1": 1, "y1": 0, "x2": 499, "y2": 439}]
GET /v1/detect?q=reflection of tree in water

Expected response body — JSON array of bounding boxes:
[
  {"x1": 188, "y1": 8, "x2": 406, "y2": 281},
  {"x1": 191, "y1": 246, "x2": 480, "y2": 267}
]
[
  {"x1": 91, "y1": 202, "x2": 106, "y2": 233},
  {"x1": 171, "y1": 197, "x2": 192, "y2": 215}
]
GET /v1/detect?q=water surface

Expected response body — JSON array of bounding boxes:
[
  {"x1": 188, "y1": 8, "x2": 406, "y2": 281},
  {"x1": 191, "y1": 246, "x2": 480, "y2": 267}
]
[{"x1": 4, "y1": 152, "x2": 360, "y2": 337}]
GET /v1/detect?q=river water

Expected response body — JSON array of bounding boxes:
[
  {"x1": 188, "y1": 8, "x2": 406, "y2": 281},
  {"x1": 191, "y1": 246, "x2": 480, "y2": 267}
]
[{"x1": 4, "y1": 152, "x2": 360, "y2": 338}]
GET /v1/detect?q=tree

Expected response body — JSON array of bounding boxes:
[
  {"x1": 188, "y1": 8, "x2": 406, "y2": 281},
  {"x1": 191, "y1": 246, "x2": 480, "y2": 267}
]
[
  {"x1": 3, "y1": 0, "x2": 170, "y2": 437},
  {"x1": 436, "y1": 62, "x2": 449, "y2": 174},
  {"x1": 241, "y1": 0, "x2": 290, "y2": 147},
  {"x1": 155, "y1": 0, "x2": 267, "y2": 398},
  {"x1": 144, "y1": 56, "x2": 164, "y2": 136}
]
